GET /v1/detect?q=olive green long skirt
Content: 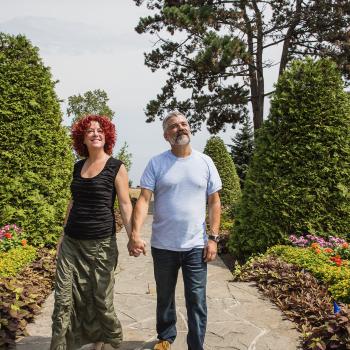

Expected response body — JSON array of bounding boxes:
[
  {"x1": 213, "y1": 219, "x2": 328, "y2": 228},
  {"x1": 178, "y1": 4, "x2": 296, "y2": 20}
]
[{"x1": 50, "y1": 234, "x2": 123, "y2": 350}]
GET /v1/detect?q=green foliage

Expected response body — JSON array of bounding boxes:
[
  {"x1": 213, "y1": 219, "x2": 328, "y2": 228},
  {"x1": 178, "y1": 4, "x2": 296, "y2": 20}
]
[
  {"x1": 67, "y1": 89, "x2": 115, "y2": 123},
  {"x1": 234, "y1": 253, "x2": 350, "y2": 348},
  {"x1": 229, "y1": 113, "x2": 254, "y2": 186},
  {"x1": 0, "y1": 33, "x2": 74, "y2": 247},
  {"x1": 269, "y1": 245, "x2": 350, "y2": 304},
  {"x1": 229, "y1": 58, "x2": 350, "y2": 260},
  {"x1": 220, "y1": 210, "x2": 233, "y2": 232},
  {"x1": 0, "y1": 246, "x2": 37, "y2": 277},
  {"x1": 134, "y1": 1, "x2": 350, "y2": 132},
  {"x1": 203, "y1": 136, "x2": 241, "y2": 208},
  {"x1": 115, "y1": 142, "x2": 132, "y2": 172},
  {"x1": 0, "y1": 248, "x2": 56, "y2": 347}
]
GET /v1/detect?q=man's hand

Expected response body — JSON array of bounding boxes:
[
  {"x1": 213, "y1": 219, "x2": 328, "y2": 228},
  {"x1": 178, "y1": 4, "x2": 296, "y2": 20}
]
[
  {"x1": 127, "y1": 236, "x2": 147, "y2": 257},
  {"x1": 203, "y1": 240, "x2": 217, "y2": 262}
]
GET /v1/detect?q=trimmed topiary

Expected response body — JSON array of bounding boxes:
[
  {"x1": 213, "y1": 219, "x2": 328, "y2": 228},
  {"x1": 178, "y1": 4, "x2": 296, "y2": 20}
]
[
  {"x1": 0, "y1": 33, "x2": 74, "y2": 246},
  {"x1": 229, "y1": 58, "x2": 350, "y2": 260},
  {"x1": 204, "y1": 136, "x2": 241, "y2": 208}
]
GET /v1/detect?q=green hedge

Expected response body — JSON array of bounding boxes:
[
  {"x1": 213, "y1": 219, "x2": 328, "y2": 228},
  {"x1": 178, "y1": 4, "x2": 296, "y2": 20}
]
[
  {"x1": 0, "y1": 33, "x2": 74, "y2": 246},
  {"x1": 229, "y1": 58, "x2": 350, "y2": 260},
  {"x1": 0, "y1": 246, "x2": 37, "y2": 277},
  {"x1": 204, "y1": 136, "x2": 241, "y2": 208},
  {"x1": 268, "y1": 245, "x2": 350, "y2": 303}
]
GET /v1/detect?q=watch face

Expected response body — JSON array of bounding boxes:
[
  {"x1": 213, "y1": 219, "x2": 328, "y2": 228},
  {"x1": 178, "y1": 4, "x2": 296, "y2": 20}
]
[{"x1": 209, "y1": 235, "x2": 220, "y2": 243}]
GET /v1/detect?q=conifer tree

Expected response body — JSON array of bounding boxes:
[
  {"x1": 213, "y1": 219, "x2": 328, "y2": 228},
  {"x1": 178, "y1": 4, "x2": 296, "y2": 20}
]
[
  {"x1": 134, "y1": 0, "x2": 350, "y2": 132},
  {"x1": 0, "y1": 33, "x2": 74, "y2": 246},
  {"x1": 229, "y1": 58, "x2": 350, "y2": 260},
  {"x1": 229, "y1": 114, "x2": 254, "y2": 186},
  {"x1": 115, "y1": 142, "x2": 132, "y2": 172},
  {"x1": 204, "y1": 136, "x2": 241, "y2": 209}
]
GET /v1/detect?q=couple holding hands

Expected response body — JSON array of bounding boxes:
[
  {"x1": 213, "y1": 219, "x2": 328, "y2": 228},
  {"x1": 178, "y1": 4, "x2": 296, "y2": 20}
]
[{"x1": 50, "y1": 111, "x2": 222, "y2": 350}]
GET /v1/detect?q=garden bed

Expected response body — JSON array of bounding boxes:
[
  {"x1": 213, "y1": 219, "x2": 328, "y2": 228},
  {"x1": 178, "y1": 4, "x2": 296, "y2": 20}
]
[
  {"x1": 233, "y1": 234, "x2": 350, "y2": 349},
  {"x1": 0, "y1": 248, "x2": 56, "y2": 347}
]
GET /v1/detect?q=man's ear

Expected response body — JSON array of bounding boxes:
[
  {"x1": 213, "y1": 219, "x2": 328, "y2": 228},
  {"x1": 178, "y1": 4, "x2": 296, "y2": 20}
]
[{"x1": 163, "y1": 132, "x2": 168, "y2": 141}]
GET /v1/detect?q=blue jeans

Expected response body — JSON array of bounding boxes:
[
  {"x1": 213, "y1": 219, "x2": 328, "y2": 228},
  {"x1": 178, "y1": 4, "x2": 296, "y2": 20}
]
[{"x1": 151, "y1": 247, "x2": 207, "y2": 350}]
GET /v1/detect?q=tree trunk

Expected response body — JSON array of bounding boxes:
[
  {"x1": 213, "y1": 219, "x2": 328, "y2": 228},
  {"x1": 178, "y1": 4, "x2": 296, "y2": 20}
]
[
  {"x1": 279, "y1": 0, "x2": 302, "y2": 76},
  {"x1": 252, "y1": 0, "x2": 264, "y2": 129}
]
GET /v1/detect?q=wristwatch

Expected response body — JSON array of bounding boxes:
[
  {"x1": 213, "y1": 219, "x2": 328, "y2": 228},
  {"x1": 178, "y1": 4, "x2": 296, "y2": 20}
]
[{"x1": 208, "y1": 234, "x2": 220, "y2": 243}]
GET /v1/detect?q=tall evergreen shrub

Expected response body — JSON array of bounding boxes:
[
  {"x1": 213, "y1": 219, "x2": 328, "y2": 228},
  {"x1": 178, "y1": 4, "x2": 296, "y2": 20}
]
[
  {"x1": 204, "y1": 136, "x2": 241, "y2": 208},
  {"x1": 229, "y1": 113, "x2": 254, "y2": 187},
  {"x1": 0, "y1": 34, "x2": 74, "y2": 246},
  {"x1": 229, "y1": 58, "x2": 350, "y2": 260}
]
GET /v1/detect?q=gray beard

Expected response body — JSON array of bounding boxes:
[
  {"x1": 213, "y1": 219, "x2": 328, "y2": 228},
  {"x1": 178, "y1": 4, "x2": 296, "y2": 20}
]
[{"x1": 170, "y1": 134, "x2": 190, "y2": 146}]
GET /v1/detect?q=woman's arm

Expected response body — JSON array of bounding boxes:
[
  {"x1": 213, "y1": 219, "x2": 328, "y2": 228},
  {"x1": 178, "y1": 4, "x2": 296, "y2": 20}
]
[
  {"x1": 115, "y1": 164, "x2": 146, "y2": 256},
  {"x1": 115, "y1": 164, "x2": 133, "y2": 237}
]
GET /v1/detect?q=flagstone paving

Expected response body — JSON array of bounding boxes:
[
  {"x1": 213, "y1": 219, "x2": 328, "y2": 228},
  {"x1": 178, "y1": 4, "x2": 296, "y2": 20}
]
[{"x1": 16, "y1": 215, "x2": 300, "y2": 349}]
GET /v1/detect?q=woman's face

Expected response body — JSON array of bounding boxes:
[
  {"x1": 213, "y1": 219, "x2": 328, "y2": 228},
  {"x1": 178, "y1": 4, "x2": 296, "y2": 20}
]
[{"x1": 84, "y1": 121, "x2": 106, "y2": 151}]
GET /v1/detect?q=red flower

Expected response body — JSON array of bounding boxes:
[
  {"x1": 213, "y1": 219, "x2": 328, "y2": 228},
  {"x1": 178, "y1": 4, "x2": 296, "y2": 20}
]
[
  {"x1": 4, "y1": 232, "x2": 12, "y2": 239},
  {"x1": 342, "y1": 242, "x2": 349, "y2": 249},
  {"x1": 330, "y1": 256, "x2": 342, "y2": 266},
  {"x1": 21, "y1": 239, "x2": 27, "y2": 246}
]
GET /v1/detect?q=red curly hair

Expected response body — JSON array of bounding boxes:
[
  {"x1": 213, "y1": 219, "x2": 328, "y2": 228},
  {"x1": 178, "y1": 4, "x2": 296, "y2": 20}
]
[{"x1": 71, "y1": 115, "x2": 116, "y2": 157}]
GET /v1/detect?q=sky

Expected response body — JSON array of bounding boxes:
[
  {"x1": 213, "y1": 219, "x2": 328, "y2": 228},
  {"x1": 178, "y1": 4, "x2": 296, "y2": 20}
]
[{"x1": 0, "y1": 0, "x2": 278, "y2": 184}]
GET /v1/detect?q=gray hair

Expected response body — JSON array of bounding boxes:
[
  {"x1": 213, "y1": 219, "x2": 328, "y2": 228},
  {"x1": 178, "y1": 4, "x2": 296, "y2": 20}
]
[{"x1": 162, "y1": 111, "x2": 187, "y2": 131}]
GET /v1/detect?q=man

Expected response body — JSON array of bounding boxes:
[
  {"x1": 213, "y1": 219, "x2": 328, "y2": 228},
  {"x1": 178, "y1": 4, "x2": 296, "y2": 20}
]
[{"x1": 129, "y1": 111, "x2": 222, "y2": 350}]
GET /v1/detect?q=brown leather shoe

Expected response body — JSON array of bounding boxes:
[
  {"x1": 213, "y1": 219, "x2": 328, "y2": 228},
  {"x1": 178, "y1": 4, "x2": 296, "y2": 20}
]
[{"x1": 154, "y1": 340, "x2": 171, "y2": 350}]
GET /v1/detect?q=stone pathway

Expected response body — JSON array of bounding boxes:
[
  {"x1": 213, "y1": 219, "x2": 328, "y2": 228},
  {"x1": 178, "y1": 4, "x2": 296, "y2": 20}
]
[{"x1": 16, "y1": 215, "x2": 300, "y2": 349}]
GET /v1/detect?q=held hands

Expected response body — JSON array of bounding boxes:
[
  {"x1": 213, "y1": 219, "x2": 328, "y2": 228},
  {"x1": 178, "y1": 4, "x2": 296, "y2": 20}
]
[
  {"x1": 127, "y1": 236, "x2": 147, "y2": 257},
  {"x1": 203, "y1": 240, "x2": 217, "y2": 262}
]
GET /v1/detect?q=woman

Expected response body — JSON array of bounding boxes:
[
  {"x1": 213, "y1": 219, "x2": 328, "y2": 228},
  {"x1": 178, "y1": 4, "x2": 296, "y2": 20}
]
[{"x1": 51, "y1": 115, "x2": 133, "y2": 350}]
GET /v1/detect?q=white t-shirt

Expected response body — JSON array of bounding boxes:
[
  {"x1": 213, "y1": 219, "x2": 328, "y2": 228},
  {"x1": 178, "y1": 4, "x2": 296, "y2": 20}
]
[{"x1": 140, "y1": 149, "x2": 222, "y2": 251}]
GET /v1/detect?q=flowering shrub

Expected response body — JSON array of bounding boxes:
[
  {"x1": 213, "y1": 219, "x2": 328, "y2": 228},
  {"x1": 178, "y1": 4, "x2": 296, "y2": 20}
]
[
  {"x1": 0, "y1": 224, "x2": 27, "y2": 252},
  {"x1": 289, "y1": 234, "x2": 350, "y2": 265}
]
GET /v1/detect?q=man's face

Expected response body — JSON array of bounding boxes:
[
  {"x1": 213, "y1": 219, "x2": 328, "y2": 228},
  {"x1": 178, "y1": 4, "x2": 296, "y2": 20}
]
[{"x1": 164, "y1": 115, "x2": 191, "y2": 146}]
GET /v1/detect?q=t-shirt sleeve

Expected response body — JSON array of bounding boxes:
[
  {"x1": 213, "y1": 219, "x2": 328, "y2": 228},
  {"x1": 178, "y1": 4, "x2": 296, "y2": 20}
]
[
  {"x1": 207, "y1": 158, "x2": 222, "y2": 195},
  {"x1": 140, "y1": 159, "x2": 156, "y2": 192}
]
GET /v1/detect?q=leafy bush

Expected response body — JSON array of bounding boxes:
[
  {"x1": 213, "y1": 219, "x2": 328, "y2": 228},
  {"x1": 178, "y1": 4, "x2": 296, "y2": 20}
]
[
  {"x1": 0, "y1": 246, "x2": 37, "y2": 277},
  {"x1": 0, "y1": 33, "x2": 74, "y2": 246},
  {"x1": 0, "y1": 248, "x2": 56, "y2": 347},
  {"x1": 269, "y1": 245, "x2": 350, "y2": 303},
  {"x1": 229, "y1": 58, "x2": 350, "y2": 260},
  {"x1": 204, "y1": 136, "x2": 241, "y2": 208},
  {"x1": 234, "y1": 254, "x2": 350, "y2": 349}
]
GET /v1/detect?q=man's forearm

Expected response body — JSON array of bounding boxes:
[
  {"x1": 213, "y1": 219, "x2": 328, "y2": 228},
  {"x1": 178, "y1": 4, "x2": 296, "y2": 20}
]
[
  {"x1": 132, "y1": 197, "x2": 150, "y2": 238},
  {"x1": 208, "y1": 194, "x2": 221, "y2": 234}
]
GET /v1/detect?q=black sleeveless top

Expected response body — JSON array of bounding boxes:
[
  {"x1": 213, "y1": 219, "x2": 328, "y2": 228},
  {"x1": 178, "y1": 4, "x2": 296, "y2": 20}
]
[{"x1": 65, "y1": 157, "x2": 122, "y2": 240}]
